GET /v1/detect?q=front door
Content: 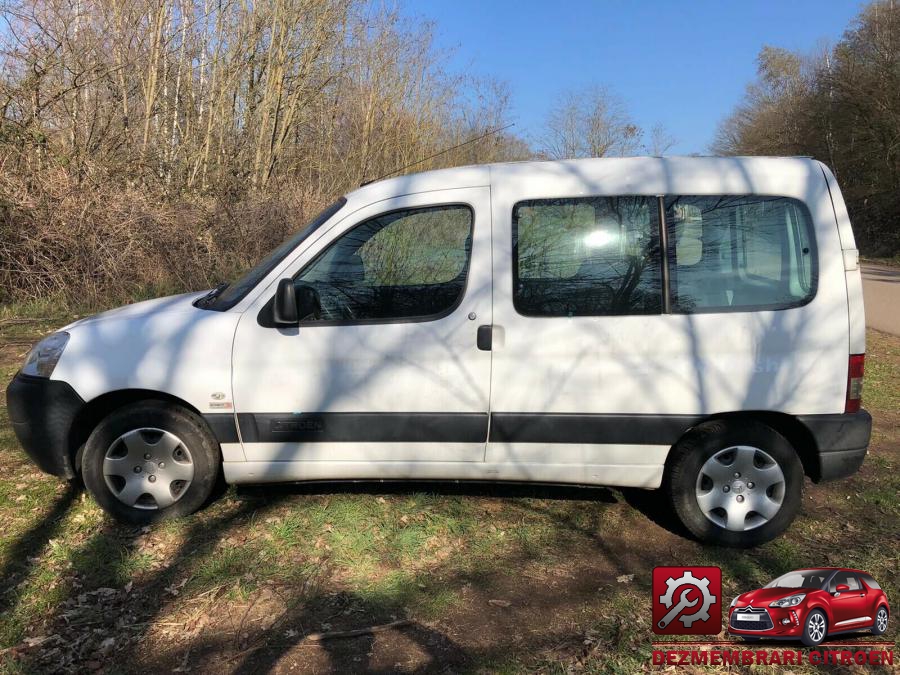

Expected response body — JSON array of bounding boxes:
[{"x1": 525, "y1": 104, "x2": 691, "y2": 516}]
[
  {"x1": 829, "y1": 572, "x2": 871, "y2": 629},
  {"x1": 231, "y1": 187, "x2": 493, "y2": 478}
]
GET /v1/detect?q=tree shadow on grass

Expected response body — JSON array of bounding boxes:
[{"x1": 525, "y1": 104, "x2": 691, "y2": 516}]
[
  {"x1": 0, "y1": 483, "x2": 78, "y2": 616},
  {"x1": 9, "y1": 491, "x2": 290, "y2": 671},
  {"x1": 108, "y1": 481, "x2": 646, "y2": 674},
  {"x1": 6, "y1": 478, "x2": 842, "y2": 674},
  {"x1": 232, "y1": 481, "x2": 688, "y2": 559},
  {"x1": 619, "y1": 487, "x2": 693, "y2": 540},
  {"x1": 134, "y1": 551, "x2": 642, "y2": 674},
  {"x1": 227, "y1": 592, "x2": 469, "y2": 675}
]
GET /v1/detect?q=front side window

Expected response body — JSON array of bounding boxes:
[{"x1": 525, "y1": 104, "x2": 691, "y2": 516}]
[
  {"x1": 296, "y1": 204, "x2": 473, "y2": 322},
  {"x1": 829, "y1": 572, "x2": 861, "y2": 592},
  {"x1": 664, "y1": 195, "x2": 816, "y2": 313},
  {"x1": 512, "y1": 196, "x2": 662, "y2": 316}
]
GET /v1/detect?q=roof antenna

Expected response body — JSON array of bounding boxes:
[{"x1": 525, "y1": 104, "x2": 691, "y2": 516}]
[{"x1": 360, "y1": 122, "x2": 515, "y2": 186}]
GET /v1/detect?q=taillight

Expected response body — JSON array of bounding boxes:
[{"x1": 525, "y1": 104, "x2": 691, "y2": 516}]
[{"x1": 845, "y1": 354, "x2": 865, "y2": 413}]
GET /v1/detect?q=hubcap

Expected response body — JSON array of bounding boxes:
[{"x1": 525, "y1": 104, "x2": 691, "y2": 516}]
[
  {"x1": 695, "y1": 446, "x2": 785, "y2": 531},
  {"x1": 102, "y1": 428, "x2": 194, "y2": 510},
  {"x1": 877, "y1": 609, "x2": 888, "y2": 631},
  {"x1": 809, "y1": 613, "x2": 826, "y2": 642}
]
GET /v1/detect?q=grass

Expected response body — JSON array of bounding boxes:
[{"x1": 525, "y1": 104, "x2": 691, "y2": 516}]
[
  {"x1": 866, "y1": 330, "x2": 900, "y2": 413},
  {"x1": 0, "y1": 312, "x2": 897, "y2": 673}
]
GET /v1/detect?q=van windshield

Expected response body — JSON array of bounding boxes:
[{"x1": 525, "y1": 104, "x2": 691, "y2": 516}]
[{"x1": 198, "y1": 197, "x2": 346, "y2": 311}]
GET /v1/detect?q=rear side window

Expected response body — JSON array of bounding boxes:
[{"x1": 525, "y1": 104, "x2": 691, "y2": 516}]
[
  {"x1": 296, "y1": 204, "x2": 473, "y2": 322},
  {"x1": 859, "y1": 573, "x2": 881, "y2": 590},
  {"x1": 664, "y1": 196, "x2": 816, "y2": 313},
  {"x1": 512, "y1": 196, "x2": 662, "y2": 316}
]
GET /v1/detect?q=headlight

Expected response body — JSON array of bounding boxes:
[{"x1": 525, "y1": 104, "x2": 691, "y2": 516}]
[
  {"x1": 730, "y1": 596, "x2": 740, "y2": 607},
  {"x1": 21, "y1": 332, "x2": 69, "y2": 378},
  {"x1": 769, "y1": 593, "x2": 806, "y2": 608}
]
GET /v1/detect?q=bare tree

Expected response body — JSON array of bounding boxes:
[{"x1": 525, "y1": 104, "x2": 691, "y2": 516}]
[
  {"x1": 541, "y1": 86, "x2": 641, "y2": 159},
  {"x1": 644, "y1": 123, "x2": 677, "y2": 155},
  {"x1": 0, "y1": 0, "x2": 533, "y2": 305},
  {"x1": 713, "y1": 0, "x2": 900, "y2": 255}
]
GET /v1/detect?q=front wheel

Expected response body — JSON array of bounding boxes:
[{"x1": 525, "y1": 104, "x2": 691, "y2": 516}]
[
  {"x1": 801, "y1": 610, "x2": 828, "y2": 647},
  {"x1": 82, "y1": 401, "x2": 221, "y2": 524},
  {"x1": 872, "y1": 606, "x2": 889, "y2": 635},
  {"x1": 665, "y1": 420, "x2": 803, "y2": 547}
]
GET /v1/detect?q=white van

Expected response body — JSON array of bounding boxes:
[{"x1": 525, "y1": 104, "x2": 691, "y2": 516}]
[{"x1": 7, "y1": 157, "x2": 871, "y2": 547}]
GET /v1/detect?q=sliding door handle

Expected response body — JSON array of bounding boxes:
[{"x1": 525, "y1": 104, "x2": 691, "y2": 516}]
[{"x1": 477, "y1": 325, "x2": 492, "y2": 351}]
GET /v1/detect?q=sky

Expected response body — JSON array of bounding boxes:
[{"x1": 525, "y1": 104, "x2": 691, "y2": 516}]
[{"x1": 407, "y1": 0, "x2": 867, "y2": 155}]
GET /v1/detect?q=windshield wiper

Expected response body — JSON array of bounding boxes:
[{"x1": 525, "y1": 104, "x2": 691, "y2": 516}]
[{"x1": 195, "y1": 281, "x2": 230, "y2": 308}]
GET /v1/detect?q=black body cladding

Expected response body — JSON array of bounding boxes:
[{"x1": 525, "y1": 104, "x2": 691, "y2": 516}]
[{"x1": 6, "y1": 374, "x2": 85, "y2": 479}]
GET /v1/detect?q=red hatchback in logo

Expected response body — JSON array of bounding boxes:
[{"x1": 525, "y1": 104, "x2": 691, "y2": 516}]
[{"x1": 728, "y1": 568, "x2": 890, "y2": 646}]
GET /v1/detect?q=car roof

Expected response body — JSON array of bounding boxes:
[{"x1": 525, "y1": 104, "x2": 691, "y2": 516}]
[
  {"x1": 791, "y1": 567, "x2": 872, "y2": 575},
  {"x1": 342, "y1": 156, "x2": 829, "y2": 212}
]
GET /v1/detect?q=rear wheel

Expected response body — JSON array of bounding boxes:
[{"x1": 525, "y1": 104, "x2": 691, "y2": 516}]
[
  {"x1": 665, "y1": 420, "x2": 803, "y2": 547},
  {"x1": 82, "y1": 401, "x2": 220, "y2": 524},
  {"x1": 872, "y1": 606, "x2": 889, "y2": 635}
]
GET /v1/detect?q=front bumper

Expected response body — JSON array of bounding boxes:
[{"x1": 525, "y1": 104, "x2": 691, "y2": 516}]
[
  {"x1": 727, "y1": 607, "x2": 804, "y2": 638},
  {"x1": 6, "y1": 373, "x2": 84, "y2": 479},
  {"x1": 798, "y1": 410, "x2": 872, "y2": 482}
]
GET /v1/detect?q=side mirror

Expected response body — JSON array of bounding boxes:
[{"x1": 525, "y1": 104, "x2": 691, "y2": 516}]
[
  {"x1": 835, "y1": 584, "x2": 850, "y2": 594},
  {"x1": 273, "y1": 278, "x2": 299, "y2": 326},
  {"x1": 294, "y1": 283, "x2": 321, "y2": 321}
]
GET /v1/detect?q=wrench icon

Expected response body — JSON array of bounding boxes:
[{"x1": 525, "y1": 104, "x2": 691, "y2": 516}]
[{"x1": 657, "y1": 588, "x2": 698, "y2": 629}]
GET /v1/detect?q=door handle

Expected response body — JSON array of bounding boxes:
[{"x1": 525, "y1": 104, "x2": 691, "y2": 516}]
[
  {"x1": 477, "y1": 325, "x2": 492, "y2": 351},
  {"x1": 859, "y1": 593, "x2": 865, "y2": 597}
]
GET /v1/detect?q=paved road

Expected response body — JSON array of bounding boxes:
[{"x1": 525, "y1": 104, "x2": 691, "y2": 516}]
[{"x1": 862, "y1": 263, "x2": 900, "y2": 336}]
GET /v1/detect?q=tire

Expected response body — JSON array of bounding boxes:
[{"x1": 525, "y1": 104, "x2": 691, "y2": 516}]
[
  {"x1": 665, "y1": 419, "x2": 803, "y2": 547},
  {"x1": 82, "y1": 401, "x2": 221, "y2": 524},
  {"x1": 801, "y1": 609, "x2": 828, "y2": 647},
  {"x1": 872, "y1": 606, "x2": 889, "y2": 635}
]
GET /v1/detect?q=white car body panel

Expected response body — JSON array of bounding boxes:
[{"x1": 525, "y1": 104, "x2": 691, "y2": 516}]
[
  {"x1": 48, "y1": 157, "x2": 863, "y2": 489},
  {"x1": 819, "y1": 162, "x2": 866, "y2": 356},
  {"x1": 224, "y1": 453, "x2": 665, "y2": 489},
  {"x1": 53, "y1": 292, "x2": 240, "y2": 415},
  {"x1": 229, "y1": 187, "x2": 494, "y2": 468},
  {"x1": 488, "y1": 157, "x2": 847, "y2": 418}
]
